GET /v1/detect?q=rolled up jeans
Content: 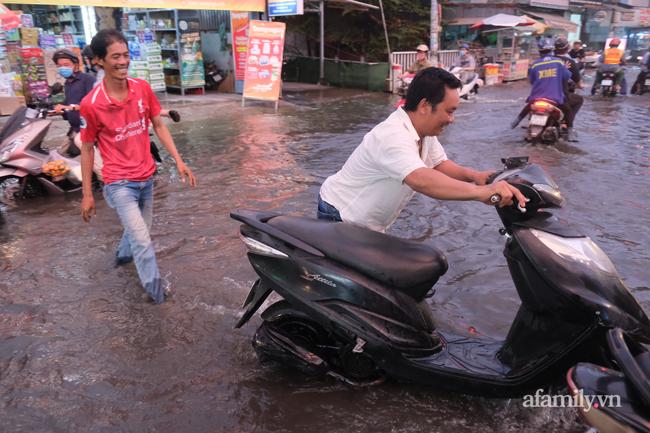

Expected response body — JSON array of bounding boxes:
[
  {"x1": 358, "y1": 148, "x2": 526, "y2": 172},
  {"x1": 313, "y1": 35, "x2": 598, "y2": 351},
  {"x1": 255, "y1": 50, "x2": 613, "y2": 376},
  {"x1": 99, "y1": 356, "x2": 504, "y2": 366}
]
[
  {"x1": 103, "y1": 177, "x2": 165, "y2": 303},
  {"x1": 317, "y1": 194, "x2": 343, "y2": 222}
]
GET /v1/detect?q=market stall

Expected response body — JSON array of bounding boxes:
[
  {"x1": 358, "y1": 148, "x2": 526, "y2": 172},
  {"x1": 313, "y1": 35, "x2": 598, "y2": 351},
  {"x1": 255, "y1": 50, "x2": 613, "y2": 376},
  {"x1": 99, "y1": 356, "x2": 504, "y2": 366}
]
[
  {"x1": 492, "y1": 27, "x2": 537, "y2": 82},
  {"x1": 471, "y1": 14, "x2": 547, "y2": 82}
]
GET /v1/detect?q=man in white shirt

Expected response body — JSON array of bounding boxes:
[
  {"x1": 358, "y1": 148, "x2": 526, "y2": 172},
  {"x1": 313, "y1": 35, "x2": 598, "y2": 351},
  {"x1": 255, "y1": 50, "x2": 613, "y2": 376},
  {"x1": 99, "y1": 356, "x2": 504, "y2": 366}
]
[{"x1": 318, "y1": 67, "x2": 526, "y2": 233}]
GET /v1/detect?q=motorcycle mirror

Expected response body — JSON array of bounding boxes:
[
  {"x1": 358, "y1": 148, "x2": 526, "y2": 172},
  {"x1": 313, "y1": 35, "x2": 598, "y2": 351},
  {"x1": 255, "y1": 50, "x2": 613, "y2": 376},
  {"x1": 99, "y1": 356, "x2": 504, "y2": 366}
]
[{"x1": 50, "y1": 82, "x2": 63, "y2": 95}]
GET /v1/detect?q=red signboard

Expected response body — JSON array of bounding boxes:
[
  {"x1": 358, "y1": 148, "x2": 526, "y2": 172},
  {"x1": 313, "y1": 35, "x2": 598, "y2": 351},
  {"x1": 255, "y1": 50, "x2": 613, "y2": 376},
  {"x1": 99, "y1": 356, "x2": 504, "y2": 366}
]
[
  {"x1": 242, "y1": 21, "x2": 286, "y2": 101},
  {"x1": 230, "y1": 11, "x2": 250, "y2": 81}
]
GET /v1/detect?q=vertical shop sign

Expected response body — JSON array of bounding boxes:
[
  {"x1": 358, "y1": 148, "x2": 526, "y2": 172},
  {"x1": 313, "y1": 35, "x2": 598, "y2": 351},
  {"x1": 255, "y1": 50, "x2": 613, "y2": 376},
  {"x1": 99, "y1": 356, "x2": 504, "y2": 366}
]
[
  {"x1": 230, "y1": 11, "x2": 250, "y2": 81},
  {"x1": 242, "y1": 21, "x2": 286, "y2": 101},
  {"x1": 641, "y1": 8, "x2": 650, "y2": 26},
  {"x1": 178, "y1": 18, "x2": 205, "y2": 86}
]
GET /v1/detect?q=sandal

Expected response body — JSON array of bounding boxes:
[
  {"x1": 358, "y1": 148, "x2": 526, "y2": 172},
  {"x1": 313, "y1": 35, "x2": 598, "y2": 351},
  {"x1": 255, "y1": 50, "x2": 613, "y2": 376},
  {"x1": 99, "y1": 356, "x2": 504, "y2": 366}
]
[{"x1": 169, "y1": 110, "x2": 180, "y2": 123}]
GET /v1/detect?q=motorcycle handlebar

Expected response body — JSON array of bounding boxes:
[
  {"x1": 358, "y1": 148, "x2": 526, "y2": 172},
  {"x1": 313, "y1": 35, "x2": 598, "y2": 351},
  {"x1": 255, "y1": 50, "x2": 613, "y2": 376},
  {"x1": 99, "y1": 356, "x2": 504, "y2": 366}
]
[{"x1": 46, "y1": 109, "x2": 70, "y2": 116}]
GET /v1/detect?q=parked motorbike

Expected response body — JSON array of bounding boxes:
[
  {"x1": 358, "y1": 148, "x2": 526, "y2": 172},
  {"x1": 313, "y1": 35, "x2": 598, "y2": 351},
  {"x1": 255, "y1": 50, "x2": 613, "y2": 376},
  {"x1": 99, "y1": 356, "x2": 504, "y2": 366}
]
[
  {"x1": 230, "y1": 156, "x2": 650, "y2": 397},
  {"x1": 0, "y1": 104, "x2": 86, "y2": 207},
  {"x1": 204, "y1": 61, "x2": 225, "y2": 90},
  {"x1": 447, "y1": 66, "x2": 482, "y2": 100},
  {"x1": 523, "y1": 98, "x2": 566, "y2": 145},
  {"x1": 567, "y1": 328, "x2": 650, "y2": 432}
]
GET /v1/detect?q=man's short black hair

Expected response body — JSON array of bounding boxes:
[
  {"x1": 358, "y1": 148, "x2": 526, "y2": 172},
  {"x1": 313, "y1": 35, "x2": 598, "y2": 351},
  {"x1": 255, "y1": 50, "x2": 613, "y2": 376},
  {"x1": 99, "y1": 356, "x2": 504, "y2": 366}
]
[
  {"x1": 403, "y1": 67, "x2": 462, "y2": 112},
  {"x1": 90, "y1": 29, "x2": 128, "y2": 61},
  {"x1": 555, "y1": 47, "x2": 568, "y2": 55}
]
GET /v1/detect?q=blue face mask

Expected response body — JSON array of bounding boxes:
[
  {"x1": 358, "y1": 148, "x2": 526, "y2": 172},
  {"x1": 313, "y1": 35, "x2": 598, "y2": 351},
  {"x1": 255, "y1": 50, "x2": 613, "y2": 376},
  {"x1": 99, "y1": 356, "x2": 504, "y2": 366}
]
[
  {"x1": 459, "y1": 50, "x2": 467, "y2": 57},
  {"x1": 59, "y1": 67, "x2": 74, "y2": 78}
]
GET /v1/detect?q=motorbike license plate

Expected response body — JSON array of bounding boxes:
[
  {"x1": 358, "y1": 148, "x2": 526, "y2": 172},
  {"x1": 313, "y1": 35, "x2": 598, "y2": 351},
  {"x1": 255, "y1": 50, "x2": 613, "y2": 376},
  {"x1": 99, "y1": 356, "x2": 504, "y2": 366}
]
[
  {"x1": 601, "y1": 79, "x2": 613, "y2": 86},
  {"x1": 530, "y1": 115, "x2": 548, "y2": 126},
  {"x1": 645, "y1": 79, "x2": 650, "y2": 86}
]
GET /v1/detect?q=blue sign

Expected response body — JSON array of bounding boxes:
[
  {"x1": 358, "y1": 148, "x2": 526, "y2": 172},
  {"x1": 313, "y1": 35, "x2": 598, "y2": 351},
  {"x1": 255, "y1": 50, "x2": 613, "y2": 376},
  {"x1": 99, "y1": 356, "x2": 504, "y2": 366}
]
[{"x1": 269, "y1": 0, "x2": 303, "y2": 16}]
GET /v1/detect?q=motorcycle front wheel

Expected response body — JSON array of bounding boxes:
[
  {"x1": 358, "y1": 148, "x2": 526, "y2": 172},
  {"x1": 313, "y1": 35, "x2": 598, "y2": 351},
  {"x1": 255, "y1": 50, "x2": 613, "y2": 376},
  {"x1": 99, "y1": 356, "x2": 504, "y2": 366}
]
[{"x1": 0, "y1": 176, "x2": 43, "y2": 206}]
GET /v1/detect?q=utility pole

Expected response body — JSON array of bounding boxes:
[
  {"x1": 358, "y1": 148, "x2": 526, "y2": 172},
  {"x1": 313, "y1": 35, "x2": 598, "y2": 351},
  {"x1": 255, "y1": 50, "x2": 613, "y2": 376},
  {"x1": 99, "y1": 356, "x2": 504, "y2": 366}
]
[
  {"x1": 430, "y1": 0, "x2": 439, "y2": 57},
  {"x1": 378, "y1": 0, "x2": 391, "y2": 61},
  {"x1": 320, "y1": 0, "x2": 324, "y2": 84}
]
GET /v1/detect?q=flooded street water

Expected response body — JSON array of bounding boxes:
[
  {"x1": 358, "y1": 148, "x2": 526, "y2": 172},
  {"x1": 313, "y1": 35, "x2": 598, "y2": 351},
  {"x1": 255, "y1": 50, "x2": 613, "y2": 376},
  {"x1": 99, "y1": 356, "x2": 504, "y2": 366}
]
[{"x1": 1, "y1": 70, "x2": 649, "y2": 432}]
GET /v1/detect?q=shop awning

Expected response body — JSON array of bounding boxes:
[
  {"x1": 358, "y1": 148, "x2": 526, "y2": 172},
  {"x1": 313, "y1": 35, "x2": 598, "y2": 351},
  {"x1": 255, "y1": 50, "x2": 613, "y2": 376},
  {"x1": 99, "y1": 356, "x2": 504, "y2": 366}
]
[
  {"x1": 2, "y1": 0, "x2": 266, "y2": 12},
  {"x1": 521, "y1": 14, "x2": 549, "y2": 34},
  {"x1": 448, "y1": 17, "x2": 486, "y2": 26},
  {"x1": 524, "y1": 11, "x2": 579, "y2": 32}
]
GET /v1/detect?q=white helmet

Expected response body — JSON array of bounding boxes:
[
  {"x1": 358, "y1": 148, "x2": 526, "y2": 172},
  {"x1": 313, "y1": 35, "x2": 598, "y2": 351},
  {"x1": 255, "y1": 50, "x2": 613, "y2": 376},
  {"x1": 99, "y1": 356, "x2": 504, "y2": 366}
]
[{"x1": 416, "y1": 44, "x2": 430, "y2": 52}]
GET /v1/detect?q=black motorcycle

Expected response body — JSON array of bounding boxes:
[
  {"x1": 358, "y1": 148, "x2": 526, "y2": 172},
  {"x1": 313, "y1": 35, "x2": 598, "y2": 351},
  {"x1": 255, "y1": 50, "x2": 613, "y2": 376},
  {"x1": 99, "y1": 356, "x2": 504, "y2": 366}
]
[
  {"x1": 230, "y1": 157, "x2": 650, "y2": 397},
  {"x1": 524, "y1": 98, "x2": 565, "y2": 145},
  {"x1": 599, "y1": 71, "x2": 618, "y2": 97},
  {"x1": 567, "y1": 328, "x2": 650, "y2": 432}
]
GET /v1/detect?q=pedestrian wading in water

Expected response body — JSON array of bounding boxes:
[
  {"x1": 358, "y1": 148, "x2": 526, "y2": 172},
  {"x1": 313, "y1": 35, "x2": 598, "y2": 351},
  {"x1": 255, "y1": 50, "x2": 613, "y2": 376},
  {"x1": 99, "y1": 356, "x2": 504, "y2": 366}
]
[{"x1": 79, "y1": 29, "x2": 197, "y2": 303}]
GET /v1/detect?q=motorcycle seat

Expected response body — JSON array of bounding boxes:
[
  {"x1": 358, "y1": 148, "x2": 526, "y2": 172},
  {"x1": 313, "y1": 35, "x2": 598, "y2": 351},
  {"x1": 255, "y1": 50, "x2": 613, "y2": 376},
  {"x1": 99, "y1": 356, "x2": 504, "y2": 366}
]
[{"x1": 267, "y1": 216, "x2": 448, "y2": 300}]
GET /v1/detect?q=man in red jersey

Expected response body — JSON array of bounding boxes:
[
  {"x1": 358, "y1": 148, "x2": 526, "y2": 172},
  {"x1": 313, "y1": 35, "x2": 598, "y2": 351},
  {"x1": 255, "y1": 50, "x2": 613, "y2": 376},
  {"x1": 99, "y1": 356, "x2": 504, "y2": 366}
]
[{"x1": 79, "y1": 29, "x2": 196, "y2": 303}]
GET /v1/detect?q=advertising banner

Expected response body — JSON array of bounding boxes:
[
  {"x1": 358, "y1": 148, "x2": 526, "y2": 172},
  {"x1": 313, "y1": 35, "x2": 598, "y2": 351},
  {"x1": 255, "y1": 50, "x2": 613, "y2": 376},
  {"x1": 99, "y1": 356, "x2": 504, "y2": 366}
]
[
  {"x1": 230, "y1": 11, "x2": 250, "y2": 81},
  {"x1": 269, "y1": 0, "x2": 304, "y2": 16},
  {"x1": 642, "y1": 8, "x2": 650, "y2": 25},
  {"x1": 178, "y1": 18, "x2": 205, "y2": 87},
  {"x1": 530, "y1": 0, "x2": 569, "y2": 9},
  {"x1": 242, "y1": 21, "x2": 286, "y2": 101},
  {"x1": 2, "y1": 0, "x2": 265, "y2": 12}
]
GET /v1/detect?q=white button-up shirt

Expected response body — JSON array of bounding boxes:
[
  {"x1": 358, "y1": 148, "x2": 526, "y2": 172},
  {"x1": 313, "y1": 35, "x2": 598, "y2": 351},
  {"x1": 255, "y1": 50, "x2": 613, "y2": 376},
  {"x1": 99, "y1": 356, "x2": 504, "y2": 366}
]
[{"x1": 320, "y1": 107, "x2": 447, "y2": 233}]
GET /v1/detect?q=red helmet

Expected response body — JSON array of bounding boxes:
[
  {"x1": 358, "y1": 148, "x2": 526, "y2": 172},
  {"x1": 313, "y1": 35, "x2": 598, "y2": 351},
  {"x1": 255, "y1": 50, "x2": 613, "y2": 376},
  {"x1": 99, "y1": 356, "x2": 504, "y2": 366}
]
[{"x1": 610, "y1": 38, "x2": 621, "y2": 47}]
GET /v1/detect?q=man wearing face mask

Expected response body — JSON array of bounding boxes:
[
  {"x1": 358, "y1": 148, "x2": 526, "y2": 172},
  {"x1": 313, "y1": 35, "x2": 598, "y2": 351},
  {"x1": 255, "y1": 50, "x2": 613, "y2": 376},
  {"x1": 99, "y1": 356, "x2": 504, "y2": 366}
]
[
  {"x1": 82, "y1": 44, "x2": 105, "y2": 86},
  {"x1": 53, "y1": 48, "x2": 97, "y2": 157},
  {"x1": 452, "y1": 43, "x2": 476, "y2": 84}
]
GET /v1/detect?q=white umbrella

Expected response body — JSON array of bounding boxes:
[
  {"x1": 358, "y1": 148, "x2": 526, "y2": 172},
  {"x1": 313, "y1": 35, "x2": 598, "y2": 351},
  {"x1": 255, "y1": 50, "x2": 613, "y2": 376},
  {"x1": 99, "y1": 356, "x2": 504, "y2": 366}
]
[{"x1": 470, "y1": 14, "x2": 536, "y2": 30}]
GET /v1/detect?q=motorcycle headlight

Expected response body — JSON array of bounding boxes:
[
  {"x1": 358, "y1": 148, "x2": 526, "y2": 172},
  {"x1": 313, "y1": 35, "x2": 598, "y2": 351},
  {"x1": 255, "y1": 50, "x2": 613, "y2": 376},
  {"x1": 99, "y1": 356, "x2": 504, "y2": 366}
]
[
  {"x1": 530, "y1": 229, "x2": 617, "y2": 276},
  {"x1": 0, "y1": 134, "x2": 27, "y2": 162},
  {"x1": 533, "y1": 183, "x2": 565, "y2": 207}
]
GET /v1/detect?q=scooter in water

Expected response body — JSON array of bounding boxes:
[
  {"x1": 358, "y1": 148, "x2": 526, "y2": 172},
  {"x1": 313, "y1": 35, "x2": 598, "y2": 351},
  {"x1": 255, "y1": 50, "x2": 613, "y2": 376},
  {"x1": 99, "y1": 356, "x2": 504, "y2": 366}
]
[
  {"x1": 395, "y1": 74, "x2": 414, "y2": 108},
  {"x1": 447, "y1": 66, "x2": 482, "y2": 100},
  {"x1": 523, "y1": 98, "x2": 566, "y2": 145},
  {"x1": 598, "y1": 71, "x2": 619, "y2": 97},
  {"x1": 0, "y1": 103, "x2": 90, "y2": 207},
  {"x1": 230, "y1": 156, "x2": 650, "y2": 397},
  {"x1": 567, "y1": 328, "x2": 650, "y2": 432}
]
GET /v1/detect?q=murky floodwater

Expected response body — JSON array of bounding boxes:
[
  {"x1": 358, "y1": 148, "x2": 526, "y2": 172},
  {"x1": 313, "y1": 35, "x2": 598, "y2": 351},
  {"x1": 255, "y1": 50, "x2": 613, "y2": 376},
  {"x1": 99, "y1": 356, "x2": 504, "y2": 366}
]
[{"x1": 1, "y1": 69, "x2": 649, "y2": 432}]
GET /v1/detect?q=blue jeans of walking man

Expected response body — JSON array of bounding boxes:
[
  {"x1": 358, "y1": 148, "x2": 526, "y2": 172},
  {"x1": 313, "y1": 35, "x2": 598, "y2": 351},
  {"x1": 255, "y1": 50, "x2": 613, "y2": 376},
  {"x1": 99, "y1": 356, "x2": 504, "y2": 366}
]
[{"x1": 103, "y1": 177, "x2": 165, "y2": 303}]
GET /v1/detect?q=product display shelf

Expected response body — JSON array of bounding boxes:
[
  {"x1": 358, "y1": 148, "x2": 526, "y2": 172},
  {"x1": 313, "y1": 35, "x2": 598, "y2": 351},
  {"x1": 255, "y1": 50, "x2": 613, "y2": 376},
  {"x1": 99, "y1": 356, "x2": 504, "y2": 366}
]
[{"x1": 124, "y1": 8, "x2": 205, "y2": 96}]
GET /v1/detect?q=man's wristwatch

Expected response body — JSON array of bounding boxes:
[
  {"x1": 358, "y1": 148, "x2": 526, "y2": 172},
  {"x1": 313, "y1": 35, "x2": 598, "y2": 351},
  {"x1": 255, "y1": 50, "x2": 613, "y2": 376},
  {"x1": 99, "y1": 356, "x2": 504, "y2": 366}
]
[{"x1": 70, "y1": 104, "x2": 77, "y2": 111}]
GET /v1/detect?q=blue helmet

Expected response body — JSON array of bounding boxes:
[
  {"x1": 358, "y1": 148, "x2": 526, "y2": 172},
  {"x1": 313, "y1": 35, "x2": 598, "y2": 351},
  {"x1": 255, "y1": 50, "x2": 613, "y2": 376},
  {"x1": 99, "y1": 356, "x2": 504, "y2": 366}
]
[
  {"x1": 460, "y1": 43, "x2": 470, "y2": 49},
  {"x1": 537, "y1": 38, "x2": 555, "y2": 51}
]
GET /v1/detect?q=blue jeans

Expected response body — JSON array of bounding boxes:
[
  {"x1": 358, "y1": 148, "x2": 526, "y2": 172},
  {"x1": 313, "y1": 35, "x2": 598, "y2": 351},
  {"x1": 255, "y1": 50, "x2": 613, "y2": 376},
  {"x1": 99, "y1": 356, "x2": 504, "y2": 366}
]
[
  {"x1": 317, "y1": 194, "x2": 343, "y2": 221},
  {"x1": 103, "y1": 177, "x2": 165, "y2": 303}
]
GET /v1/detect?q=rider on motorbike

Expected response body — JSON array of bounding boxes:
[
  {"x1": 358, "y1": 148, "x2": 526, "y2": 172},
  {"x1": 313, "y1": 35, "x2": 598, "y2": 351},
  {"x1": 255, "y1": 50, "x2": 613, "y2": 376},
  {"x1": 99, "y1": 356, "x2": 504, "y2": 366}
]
[
  {"x1": 318, "y1": 67, "x2": 526, "y2": 233},
  {"x1": 53, "y1": 49, "x2": 97, "y2": 157},
  {"x1": 510, "y1": 38, "x2": 577, "y2": 142},
  {"x1": 631, "y1": 46, "x2": 650, "y2": 95},
  {"x1": 399, "y1": 45, "x2": 434, "y2": 79},
  {"x1": 554, "y1": 37, "x2": 584, "y2": 139},
  {"x1": 593, "y1": 38, "x2": 626, "y2": 94},
  {"x1": 452, "y1": 43, "x2": 476, "y2": 84},
  {"x1": 568, "y1": 40, "x2": 585, "y2": 69}
]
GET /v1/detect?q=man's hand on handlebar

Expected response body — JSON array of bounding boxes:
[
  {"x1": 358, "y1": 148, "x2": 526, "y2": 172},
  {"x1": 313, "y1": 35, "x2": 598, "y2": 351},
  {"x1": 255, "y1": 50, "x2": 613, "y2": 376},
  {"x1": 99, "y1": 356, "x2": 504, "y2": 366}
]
[
  {"x1": 54, "y1": 104, "x2": 71, "y2": 115},
  {"x1": 479, "y1": 181, "x2": 527, "y2": 209}
]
